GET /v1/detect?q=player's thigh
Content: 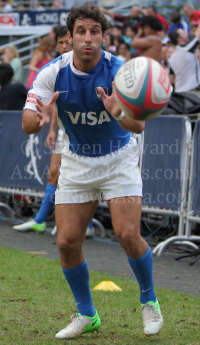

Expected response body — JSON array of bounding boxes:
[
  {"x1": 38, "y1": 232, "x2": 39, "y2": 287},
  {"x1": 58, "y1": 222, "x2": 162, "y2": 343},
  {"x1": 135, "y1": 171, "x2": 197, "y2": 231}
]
[
  {"x1": 55, "y1": 201, "x2": 98, "y2": 242},
  {"x1": 48, "y1": 153, "x2": 61, "y2": 183},
  {"x1": 109, "y1": 196, "x2": 142, "y2": 238}
]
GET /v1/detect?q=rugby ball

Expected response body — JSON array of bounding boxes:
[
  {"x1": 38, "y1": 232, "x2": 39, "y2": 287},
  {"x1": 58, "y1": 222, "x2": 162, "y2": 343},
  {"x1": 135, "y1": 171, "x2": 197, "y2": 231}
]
[{"x1": 113, "y1": 57, "x2": 171, "y2": 121}]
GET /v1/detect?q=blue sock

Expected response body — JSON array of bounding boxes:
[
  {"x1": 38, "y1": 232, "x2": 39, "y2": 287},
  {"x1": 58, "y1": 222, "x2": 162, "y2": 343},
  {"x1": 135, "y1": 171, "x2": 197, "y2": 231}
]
[
  {"x1": 88, "y1": 220, "x2": 93, "y2": 229},
  {"x1": 34, "y1": 184, "x2": 56, "y2": 224},
  {"x1": 62, "y1": 260, "x2": 95, "y2": 317},
  {"x1": 128, "y1": 247, "x2": 156, "y2": 304}
]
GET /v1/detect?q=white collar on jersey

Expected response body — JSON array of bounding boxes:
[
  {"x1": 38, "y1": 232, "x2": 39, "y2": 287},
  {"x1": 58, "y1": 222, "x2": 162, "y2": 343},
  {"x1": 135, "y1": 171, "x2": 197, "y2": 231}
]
[
  {"x1": 69, "y1": 50, "x2": 112, "y2": 76},
  {"x1": 69, "y1": 51, "x2": 89, "y2": 76}
]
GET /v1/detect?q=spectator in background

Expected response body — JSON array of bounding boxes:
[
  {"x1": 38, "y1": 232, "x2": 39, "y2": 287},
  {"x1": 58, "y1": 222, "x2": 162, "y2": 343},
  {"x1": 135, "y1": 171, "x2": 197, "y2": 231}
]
[
  {"x1": 146, "y1": 5, "x2": 169, "y2": 32},
  {"x1": 0, "y1": 63, "x2": 27, "y2": 110},
  {"x1": 17, "y1": 4, "x2": 25, "y2": 11},
  {"x1": 125, "y1": 24, "x2": 137, "y2": 52},
  {"x1": 104, "y1": 33, "x2": 117, "y2": 54},
  {"x1": 27, "y1": 36, "x2": 55, "y2": 90},
  {"x1": 3, "y1": 46, "x2": 22, "y2": 82},
  {"x1": 117, "y1": 42, "x2": 131, "y2": 62},
  {"x1": 125, "y1": 24, "x2": 138, "y2": 41},
  {"x1": 54, "y1": 26, "x2": 72, "y2": 58},
  {"x1": 132, "y1": 16, "x2": 162, "y2": 62},
  {"x1": 183, "y1": 3, "x2": 200, "y2": 24},
  {"x1": 49, "y1": 26, "x2": 59, "y2": 41},
  {"x1": 190, "y1": 21, "x2": 199, "y2": 36},
  {"x1": 169, "y1": 25, "x2": 200, "y2": 92},
  {"x1": 51, "y1": 0, "x2": 63, "y2": 9},
  {"x1": 100, "y1": 5, "x2": 141, "y2": 28},
  {"x1": 169, "y1": 12, "x2": 190, "y2": 36},
  {"x1": 36, "y1": 2, "x2": 45, "y2": 11},
  {"x1": 0, "y1": 0, "x2": 13, "y2": 12},
  {"x1": 109, "y1": 25, "x2": 123, "y2": 37},
  {"x1": 113, "y1": 36, "x2": 125, "y2": 55}
]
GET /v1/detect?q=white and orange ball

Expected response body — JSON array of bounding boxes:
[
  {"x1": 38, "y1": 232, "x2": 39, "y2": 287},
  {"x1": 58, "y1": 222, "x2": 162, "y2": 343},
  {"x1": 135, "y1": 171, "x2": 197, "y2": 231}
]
[{"x1": 113, "y1": 57, "x2": 171, "y2": 121}]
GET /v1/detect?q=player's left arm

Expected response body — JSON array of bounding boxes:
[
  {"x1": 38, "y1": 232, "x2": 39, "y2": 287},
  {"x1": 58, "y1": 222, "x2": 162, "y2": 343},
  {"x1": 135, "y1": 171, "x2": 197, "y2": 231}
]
[
  {"x1": 117, "y1": 116, "x2": 145, "y2": 133},
  {"x1": 97, "y1": 85, "x2": 145, "y2": 134}
]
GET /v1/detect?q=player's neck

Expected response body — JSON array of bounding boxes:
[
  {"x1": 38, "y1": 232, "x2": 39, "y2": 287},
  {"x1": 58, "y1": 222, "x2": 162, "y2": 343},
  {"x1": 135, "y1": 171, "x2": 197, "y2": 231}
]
[{"x1": 73, "y1": 50, "x2": 102, "y2": 72}]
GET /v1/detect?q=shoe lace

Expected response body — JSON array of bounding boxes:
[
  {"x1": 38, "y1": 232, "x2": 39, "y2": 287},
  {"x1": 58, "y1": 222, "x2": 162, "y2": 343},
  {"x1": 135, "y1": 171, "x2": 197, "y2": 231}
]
[
  {"x1": 142, "y1": 303, "x2": 160, "y2": 322},
  {"x1": 70, "y1": 313, "x2": 81, "y2": 322}
]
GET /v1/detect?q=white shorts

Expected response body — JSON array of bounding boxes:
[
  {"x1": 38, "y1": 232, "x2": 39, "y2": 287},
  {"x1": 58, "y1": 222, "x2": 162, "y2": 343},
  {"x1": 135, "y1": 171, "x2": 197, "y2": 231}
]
[
  {"x1": 52, "y1": 129, "x2": 65, "y2": 154},
  {"x1": 55, "y1": 137, "x2": 142, "y2": 204}
]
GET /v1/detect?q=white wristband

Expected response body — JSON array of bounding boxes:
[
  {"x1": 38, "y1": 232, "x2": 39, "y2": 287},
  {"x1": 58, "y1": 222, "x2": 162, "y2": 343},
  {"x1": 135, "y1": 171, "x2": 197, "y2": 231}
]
[{"x1": 114, "y1": 111, "x2": 125, "y2": 121}]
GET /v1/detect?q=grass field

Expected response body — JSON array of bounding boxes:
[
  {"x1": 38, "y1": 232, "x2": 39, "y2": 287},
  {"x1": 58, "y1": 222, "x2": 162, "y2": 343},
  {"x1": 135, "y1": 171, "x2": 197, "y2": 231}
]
[{"x1": 0, "y1": 246, "x2": 200, "y2": 345}]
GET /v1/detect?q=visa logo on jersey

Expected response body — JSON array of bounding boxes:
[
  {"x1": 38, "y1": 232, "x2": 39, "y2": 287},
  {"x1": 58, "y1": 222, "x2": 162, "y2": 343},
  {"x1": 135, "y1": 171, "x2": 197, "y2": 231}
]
[{"x1": 64, "y1": 111, "x2": 111, "y2": 125}]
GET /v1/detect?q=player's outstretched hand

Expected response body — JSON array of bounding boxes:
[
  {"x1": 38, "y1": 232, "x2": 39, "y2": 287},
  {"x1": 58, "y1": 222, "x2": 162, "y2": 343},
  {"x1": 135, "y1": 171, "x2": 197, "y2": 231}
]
[
  {"x1": 97, "y1": 82, "x2": 122, "y2": 119},
  {"x1": 46, "y1": 130, "x2": 56, "y2": 149},
  {"x1": 36, "y1": 92, "x2": 59, "y2": 127}
]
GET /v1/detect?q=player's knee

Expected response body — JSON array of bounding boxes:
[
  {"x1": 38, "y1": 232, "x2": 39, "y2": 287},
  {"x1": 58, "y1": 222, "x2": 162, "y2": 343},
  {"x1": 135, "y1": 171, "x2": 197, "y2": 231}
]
[
  {"x1": 116, "y1": 225, "x2": 140, "y2": 246},
  {"x1": 57, "y1": 232, "x2": 82, "y2": 253}
]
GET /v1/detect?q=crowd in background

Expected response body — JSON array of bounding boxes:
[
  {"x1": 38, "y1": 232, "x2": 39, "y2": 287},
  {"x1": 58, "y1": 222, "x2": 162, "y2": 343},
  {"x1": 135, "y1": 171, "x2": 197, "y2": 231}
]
[{"x1": 0, "y1": 3, "x2": 200, "y2": 110}]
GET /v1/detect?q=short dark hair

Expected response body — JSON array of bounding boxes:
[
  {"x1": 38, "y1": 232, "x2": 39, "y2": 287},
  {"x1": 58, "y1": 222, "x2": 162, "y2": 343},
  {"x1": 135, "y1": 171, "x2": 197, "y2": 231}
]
[
  {"x1": 115, "y1": 36, "x2": 125, "y2": 45},
  {"x1": 148, "y1": 5, "x2": 157, "y2": 14},
  {"x1": 119, "y1": 42, "x2": 131, "y2": 51},
  {"x1": 55, "y1": 26, "x2": 68, "y2": 43},
  {"x1": 67, "y1": 4, "x2": 110, "y2": 36},
  {"x1": 126, "y1": 24, "x2": 138, "y2": 35},
  {"x1": 0, "y1": 63, "x2": 14, "y2": 86},
  {"x1": 169, "y1": 29, "x2": 180, "y2": 45},
  {"x1": 171, "y1": 12, "x2": 181, "y2": 24},
  {"x1": 112, "y1": 25, "x2": 123, "y2": 32},
  {"x1": 107, "y1": 33, "x2": 115, "y2": 46},
  {"x1": 140, "y1": 15, "x2": 163, "y2": 31}
]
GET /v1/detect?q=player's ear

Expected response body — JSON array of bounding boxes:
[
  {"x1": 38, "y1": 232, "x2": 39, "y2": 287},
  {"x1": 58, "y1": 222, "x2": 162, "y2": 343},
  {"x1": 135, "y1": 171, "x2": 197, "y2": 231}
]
[
  {"x1": 102, "y1": 31, "x2": 107, "y2": 44},
  {"x1": 68, "y1": 31, "x2": 73, "y2": 45}
]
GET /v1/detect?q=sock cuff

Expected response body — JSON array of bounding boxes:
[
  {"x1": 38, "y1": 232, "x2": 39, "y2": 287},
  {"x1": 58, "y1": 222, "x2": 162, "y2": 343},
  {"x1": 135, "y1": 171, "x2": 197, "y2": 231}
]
[
  {"x1": 62, "y1": 260, "x2": 88, "y2": 278},
  {"x1": 46, "y1": 184, "x2": 57, "y2": 192},
  {"x1": 128, "y1": 246, "x2": 151, "y2": 265}
]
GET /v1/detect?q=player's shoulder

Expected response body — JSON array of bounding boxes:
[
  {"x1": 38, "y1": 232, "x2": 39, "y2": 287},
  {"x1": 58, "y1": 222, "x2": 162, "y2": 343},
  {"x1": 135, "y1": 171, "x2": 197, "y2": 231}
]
[
  {"x1": 102, "y1": 50, "x2": 124, "y2": 67},
  {"x1": 102, "y1": 50, "x2": 124, "y2": 77},
  {"x1": 38, "y1": 51, "x2": 71, "y2": 75}
]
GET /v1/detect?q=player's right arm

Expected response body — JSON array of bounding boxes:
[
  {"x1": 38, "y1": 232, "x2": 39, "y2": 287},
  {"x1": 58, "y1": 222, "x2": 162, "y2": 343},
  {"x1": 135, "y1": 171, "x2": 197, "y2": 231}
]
[
  {"x1": 22, "y1": 62, "x2": 58, "y2": 134},
  {"x1": 22, "y1": 109, "x2": 43, "y2": 134},
  {"x1": 22, "y1": 93, "x2": 58, "y2": 134}
]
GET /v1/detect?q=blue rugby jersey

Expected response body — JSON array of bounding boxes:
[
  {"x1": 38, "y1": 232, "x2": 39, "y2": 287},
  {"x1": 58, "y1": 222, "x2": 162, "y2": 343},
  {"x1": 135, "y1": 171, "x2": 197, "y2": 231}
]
[{"x1": 25, "y1": 50, "x2": 130, "y2": 157}]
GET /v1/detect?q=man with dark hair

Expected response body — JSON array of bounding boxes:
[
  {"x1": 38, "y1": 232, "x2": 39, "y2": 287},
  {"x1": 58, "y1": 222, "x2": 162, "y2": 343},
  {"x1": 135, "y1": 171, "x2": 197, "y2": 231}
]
[
  {"x1": 110, "y1": 24, "x2": 123, "y2": 37},
  {"x1": 169, "y1": 25, "x2": 200, "y2": 92},
  {"x1": 117, "y1": 42, "x2": 131, "y2": 62},
  {"x1": 169, "y1": 12, "x2": 190, "y2": 35},
  {"x1": 0, "y1": 63, "x2": 27, "y2": 110},
  {"x1": 147, "y1": 5, "x2": 169, "y2": 32},
  {"x1": 54, "y1": 26, "x2": 72, "y2": 58},
  {"x1": 22, "y1": 4, "x2": 163, "y2": 340},
  {"x1": 132, "y1": 16, "x2": 162, "y2": 62},
  {"x1": 55, "y1": 26, "x2": 72, "y2": 55},
  {"x1": 125, "y1": 24, "x2": 138, "y2": 39}
]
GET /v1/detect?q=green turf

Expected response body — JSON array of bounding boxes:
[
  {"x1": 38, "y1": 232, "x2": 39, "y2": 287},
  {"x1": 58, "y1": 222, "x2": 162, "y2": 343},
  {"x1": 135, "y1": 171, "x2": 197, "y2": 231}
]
[{"x1": 0, "y1": 246, "x2": 200, "y2": 345}]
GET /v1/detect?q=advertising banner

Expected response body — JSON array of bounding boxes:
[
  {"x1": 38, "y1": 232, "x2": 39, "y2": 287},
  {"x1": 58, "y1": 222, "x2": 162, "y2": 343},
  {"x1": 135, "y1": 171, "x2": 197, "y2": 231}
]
[
  {"x1": 0, "y1": 111, "x2": 51, "y2": 192},
  {"x1": 19, "y1": 10, "x2": 69, "y2": 26},
  {"x1": 0, "y1": 12, "x2": 20, "y2": 26}
]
